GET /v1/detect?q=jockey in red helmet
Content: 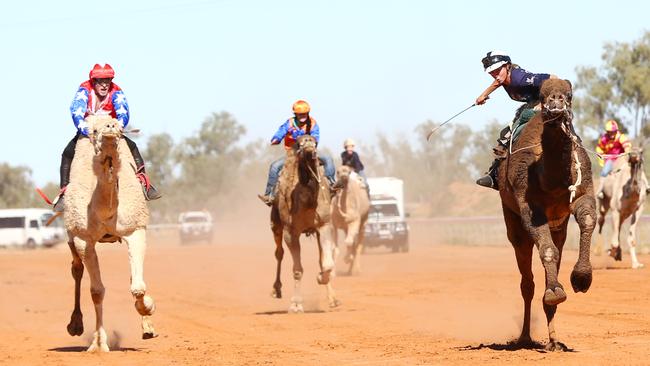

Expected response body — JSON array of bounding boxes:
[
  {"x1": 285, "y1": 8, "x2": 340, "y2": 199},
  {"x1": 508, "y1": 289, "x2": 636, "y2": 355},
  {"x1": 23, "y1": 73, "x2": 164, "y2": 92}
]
[{"x1": 53, "y1": 64, "x2": 161, "y2": 212}]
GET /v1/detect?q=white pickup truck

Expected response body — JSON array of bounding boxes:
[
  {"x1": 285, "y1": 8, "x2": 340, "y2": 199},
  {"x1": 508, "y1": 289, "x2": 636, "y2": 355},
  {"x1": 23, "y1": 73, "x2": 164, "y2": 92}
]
[
  {"x1": 178, "y1": 211, "x2": 214, "y2": 244},
  {"x1": 364, "y1": 177, "x2": 409, "y2": 252}
]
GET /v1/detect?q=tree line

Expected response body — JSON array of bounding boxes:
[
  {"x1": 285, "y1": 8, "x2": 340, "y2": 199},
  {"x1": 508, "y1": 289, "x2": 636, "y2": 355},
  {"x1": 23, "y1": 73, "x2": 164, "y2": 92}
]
[{"x1": 1, "y1": 31, "x2": 649, "y2": 218}]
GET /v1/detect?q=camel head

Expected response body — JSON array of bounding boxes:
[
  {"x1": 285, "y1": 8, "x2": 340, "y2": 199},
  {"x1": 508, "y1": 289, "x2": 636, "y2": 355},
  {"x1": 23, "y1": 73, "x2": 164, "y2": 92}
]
[
  {"x1": 628, "y1": 147, "x2": 644, "y2": 169},
  {"x1": 335, "y1": 165, "x2": 353, "y2": 187},
  {"x1": 541, "y1": 79, "x2": 573, "y2": 122},
  {"x1": 86, "y1": 115, "x2": 123, "y2": 155},
  {"x1": 295, "y1": 135, "x2": 319, "y2": 163}
]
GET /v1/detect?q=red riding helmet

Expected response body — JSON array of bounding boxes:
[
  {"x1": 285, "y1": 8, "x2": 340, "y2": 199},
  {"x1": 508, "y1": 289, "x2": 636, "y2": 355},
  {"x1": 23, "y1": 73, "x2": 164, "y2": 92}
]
[{"x1": 89, "y1": 64, "x2": 115, "y2": 79}]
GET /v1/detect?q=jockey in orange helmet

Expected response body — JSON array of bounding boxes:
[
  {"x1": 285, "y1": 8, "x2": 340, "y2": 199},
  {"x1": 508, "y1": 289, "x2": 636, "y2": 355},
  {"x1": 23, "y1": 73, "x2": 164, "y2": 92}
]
[
  {"x1": 53, "y1": 64, "x2": 161, "y2": 212},
  {"x1": 258, "y1": 100, "x2": 336, "y2": 206}
]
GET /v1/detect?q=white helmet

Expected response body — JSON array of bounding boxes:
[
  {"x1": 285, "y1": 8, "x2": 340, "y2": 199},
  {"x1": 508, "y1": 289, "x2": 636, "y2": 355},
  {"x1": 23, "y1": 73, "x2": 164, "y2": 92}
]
[
  {"x1": 343, "y1": 138, "x2": 355, "y2": 148},
  {"x1": 482, "y1": 50, "x2": 511, "y2": 72}
]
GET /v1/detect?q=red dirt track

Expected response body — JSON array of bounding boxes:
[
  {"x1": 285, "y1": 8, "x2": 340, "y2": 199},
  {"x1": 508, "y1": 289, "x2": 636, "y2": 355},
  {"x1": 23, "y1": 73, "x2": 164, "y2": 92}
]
[{"x1": 1, "y1": 220, "x2": 649, "y2": 365}]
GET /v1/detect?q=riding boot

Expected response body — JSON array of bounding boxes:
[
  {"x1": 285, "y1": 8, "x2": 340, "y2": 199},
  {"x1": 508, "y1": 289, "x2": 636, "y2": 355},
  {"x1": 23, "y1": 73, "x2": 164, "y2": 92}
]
[
  {"x1": 136, "y1": 165, "x2": 162, "y2": 201},
  {"x1": 53, "y1": 155, "x2": 73, "y2": 212},
  {"x1": 476, "y1": 144, "x2": 507, "y2": 190},
  {"x1": 476, "y1": 159, "x2": 501, "y2": 190},
  {"x1": 126, "y1": 137, "x2": 162, "y2": 201}
]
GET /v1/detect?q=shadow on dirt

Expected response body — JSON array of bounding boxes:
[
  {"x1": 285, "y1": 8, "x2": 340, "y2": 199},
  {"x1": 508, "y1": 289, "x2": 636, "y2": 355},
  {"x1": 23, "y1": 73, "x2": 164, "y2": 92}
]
[
  {"x1": 254, "y1": 310, "x2": 326, "y2": 315},
  {"x1": 48, "y1": 346, "x2": 141, "y2": 352},
  {"x1": 457, "y1": 341, "x2": 575, "y2": 353}
]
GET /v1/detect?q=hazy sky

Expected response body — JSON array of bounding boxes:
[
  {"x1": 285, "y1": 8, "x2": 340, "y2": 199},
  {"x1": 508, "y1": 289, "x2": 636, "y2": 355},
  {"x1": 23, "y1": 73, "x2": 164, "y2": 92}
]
[{"x1": 1, "y1": 0, "x2": 648, "y2": 185}]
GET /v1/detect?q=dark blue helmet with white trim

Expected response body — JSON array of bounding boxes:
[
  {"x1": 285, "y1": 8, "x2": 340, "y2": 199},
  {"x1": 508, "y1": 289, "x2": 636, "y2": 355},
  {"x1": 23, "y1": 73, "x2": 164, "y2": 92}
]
[{"x1": 482, "y1": 51, "x2": 511, "y2": 72}]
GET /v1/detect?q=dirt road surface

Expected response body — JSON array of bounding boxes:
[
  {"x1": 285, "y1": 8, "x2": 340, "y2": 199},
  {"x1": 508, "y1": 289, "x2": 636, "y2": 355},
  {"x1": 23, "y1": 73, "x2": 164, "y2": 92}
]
[{"x1": 1, "y1": 220, "x2": 649, "y2": 365}]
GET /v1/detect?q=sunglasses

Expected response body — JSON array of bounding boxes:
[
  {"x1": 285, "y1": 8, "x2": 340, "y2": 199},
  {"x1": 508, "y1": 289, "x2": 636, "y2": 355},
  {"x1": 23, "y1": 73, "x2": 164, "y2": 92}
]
[{"x1": 94, "y1": 78, "x2": 112, "y2": 85}]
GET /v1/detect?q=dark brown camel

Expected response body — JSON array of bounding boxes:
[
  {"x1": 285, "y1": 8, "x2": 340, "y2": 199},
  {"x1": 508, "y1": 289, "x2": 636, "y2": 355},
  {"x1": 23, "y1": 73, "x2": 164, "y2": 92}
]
[
  {"x1": 497, "y1": 79, "x2": 595, "y2": 351},
  {"x1": 269, "y1": 135, "x2": 340, "y2": 312}
]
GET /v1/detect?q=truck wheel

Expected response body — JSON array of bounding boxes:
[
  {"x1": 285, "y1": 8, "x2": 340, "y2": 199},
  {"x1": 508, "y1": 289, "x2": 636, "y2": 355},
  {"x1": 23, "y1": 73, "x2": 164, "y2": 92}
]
[{"x1": 26, "y1": 238, "x2": 36, "y2": 249}]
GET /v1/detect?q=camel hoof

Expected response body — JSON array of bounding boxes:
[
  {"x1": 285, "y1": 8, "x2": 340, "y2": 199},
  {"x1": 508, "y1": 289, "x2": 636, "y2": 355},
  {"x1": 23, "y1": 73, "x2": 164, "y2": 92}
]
[
  {"x1": 544, "y1": 341, "x2": 569, "y2": 352},
  {"x1": 271, "y1": 288, "x2": 282, "y2": 299},
  {"x1": 329, "y1": 299, "x2": 342, "y2": 308},
  {"x1": 87, "y1": 343, "x2": 110, "y2": 353},
  {"x1": 608, "y1": 247, "x2": 622, "y2": 261},
  {"x1": 570, "y1": 265, "x2": 592, "y2": 293},
  {"x1": 543, "y1": 287, "x2": 567, "y2": 306},
  {"x1": 288, "y1": 303, "x2": 304, "y2": 314},
  {"x1": 632, "y1": 262, "x2": 645, "y2": 269},
  {"x1": 516, "y1": 335, "x2": 533, "y2": 347},
  {"x1": 66, "y1": 311, "x2": 84, "y2": 336},
  {"x1": 317, "y1": 271, "x2": 331, "y2": 285}
]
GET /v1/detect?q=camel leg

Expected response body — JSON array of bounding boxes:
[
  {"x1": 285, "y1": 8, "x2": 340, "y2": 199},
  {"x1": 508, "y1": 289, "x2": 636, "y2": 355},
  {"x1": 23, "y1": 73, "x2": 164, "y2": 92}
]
[
  {"x1": 596, "y1": 196, "x2": 609, "y2": 234},
  {"x1": 123, "y1": 229, "x2": 157, "y2": 339},
  {"x1": 316, "y1": 226, "x2": 340, "y2": 308},
  {"x1": 543, "y1": 223, "x2": 570, "y2": 351},
  {"x1": 515, "y1": 197, "x2": 566, "y2": 306},
  {"x1": 628, "y1": 207, "x2": 644, "y2": 269},
  {"x1": 78, "y1": 239, "x2": 109, "y2": 352},
  {"x1": 66, "y1": 238, "x2": 84, "y2": 336},
  {"x1": 355, "y1": 219, "x2": 368, "y2": 274},
  {"x1": 345, "y1": 221, "x2": 361, "y2": 275},
  {"x1": 271, "y1": 222, "x2": 284, "y2": 298},
  {"x1": 331, "y1": 226, "x2": 340, "y2": 277},
  {"x1": 286, "y1": 231, "x2": 304, "y2": 313},
  {"x1": 609, "y1": 210, "x2": 623, "y2": 261},
  {"x1": 503, "y1": 206, "x2": 535, "y2": 344},
  {"x1": 571, "y1": 195, "x2": 595, "y2": 292}
]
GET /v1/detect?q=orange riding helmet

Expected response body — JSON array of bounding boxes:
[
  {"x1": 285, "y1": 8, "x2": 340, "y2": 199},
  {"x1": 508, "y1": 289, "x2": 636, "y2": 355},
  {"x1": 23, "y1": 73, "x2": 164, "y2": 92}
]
[{"x1": 292, "y1": 100, "x2": 311, "y2": 114}]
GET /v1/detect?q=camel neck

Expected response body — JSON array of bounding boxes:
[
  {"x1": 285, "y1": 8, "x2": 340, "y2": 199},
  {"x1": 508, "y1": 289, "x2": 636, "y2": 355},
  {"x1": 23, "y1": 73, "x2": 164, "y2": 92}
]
[
  {"x1": 541, "y1": 121, "x2": 574, "y2": 189},
  {"x1": 94, "y1": 142, "x2": 120, "y2": 215}
]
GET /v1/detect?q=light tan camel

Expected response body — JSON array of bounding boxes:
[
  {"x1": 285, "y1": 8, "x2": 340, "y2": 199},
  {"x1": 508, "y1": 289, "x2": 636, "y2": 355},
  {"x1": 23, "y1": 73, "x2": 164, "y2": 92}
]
[
  {"x1": 64, "y1": 115, "x2": 156, "y2": 352},
  {"x1": 597, "y1": 147, "x2": 647, "y2": 268},
  {"x1": 497, "y1": 79, "x2": 595, "y2": 351},
  {"x1": 269, "y1": 135, "x2": 340, "y2": 312},
  {"x1": 331, "y1": 165, "x2": 370, "y2": 275}
]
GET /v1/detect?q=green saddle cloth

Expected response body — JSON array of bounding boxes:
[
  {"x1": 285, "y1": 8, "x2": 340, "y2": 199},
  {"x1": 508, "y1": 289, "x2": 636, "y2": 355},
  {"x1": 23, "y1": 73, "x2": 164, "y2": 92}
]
[{"x1": 511, "y1": 108, "x2": 537, "y2": 144}]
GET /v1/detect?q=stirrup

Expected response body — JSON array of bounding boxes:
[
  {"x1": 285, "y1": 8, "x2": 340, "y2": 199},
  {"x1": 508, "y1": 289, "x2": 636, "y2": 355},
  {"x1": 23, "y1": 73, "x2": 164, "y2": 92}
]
[
  {"x1": 52, "y1": 187, "x2": 67, "y2": 212},
  {"x1": 258, "y1": 194, "x2": 274, "y2": 207},
  {"x1": 476, "y1": 175, "x2": 498, "y2": 190}
]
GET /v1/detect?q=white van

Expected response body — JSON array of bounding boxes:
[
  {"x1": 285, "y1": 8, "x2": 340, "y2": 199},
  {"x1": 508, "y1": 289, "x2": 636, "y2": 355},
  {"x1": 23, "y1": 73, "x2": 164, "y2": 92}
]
[{"x1": 0, "y1": 209, "x2": 66, "y2": 248}]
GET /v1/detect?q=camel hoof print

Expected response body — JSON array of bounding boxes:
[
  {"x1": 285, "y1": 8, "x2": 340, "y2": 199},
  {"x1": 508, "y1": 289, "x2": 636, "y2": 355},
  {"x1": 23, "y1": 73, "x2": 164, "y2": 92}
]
[
  {"x1": 543, "y1": 287, "x2": 567, "y2": 306},
  {"x1": 142, "y1": 332, "x2": 158, "y2": 340}
]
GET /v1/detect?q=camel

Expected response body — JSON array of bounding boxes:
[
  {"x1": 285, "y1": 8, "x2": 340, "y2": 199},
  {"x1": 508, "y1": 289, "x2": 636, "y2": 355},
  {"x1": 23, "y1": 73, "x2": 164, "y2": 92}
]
[
  {"x1": 269, "y1": 135, "x2": 340, "y2": 312},
  {"x1": 597, "y1": 147, "x2": 647, "y2": 268},
  {"x1": 64, "y1": 115, "x2": 156, "y2": 352},
  {"x1": 497, "y1": 79, "x2": 595, "y2": 351},
  {"x1": 331, "y1": 165, "x2": 370, "y2": 275}
]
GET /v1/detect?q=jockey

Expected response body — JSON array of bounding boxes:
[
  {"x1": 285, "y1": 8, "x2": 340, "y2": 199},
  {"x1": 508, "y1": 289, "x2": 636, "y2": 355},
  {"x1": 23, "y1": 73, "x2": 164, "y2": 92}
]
[
  {"x1": 258, "y1": 100, "x2": 336, "y2": 206},
  {"x1": 341, "y1": 138, "x2": 367, "y2": 181},
  {"x1": 595, "y1": 120, "x2": 632, "y2": 198},
  {"x1": 474, "y1": 51, "x2": 558, "y2": 190},
  {"x1": 53, "y1": 64, "x2": 161, "y2": 212}
]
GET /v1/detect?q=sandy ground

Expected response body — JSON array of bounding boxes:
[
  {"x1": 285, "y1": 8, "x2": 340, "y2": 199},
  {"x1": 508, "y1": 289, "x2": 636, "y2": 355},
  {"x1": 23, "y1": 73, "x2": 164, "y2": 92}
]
[{"x1": 1, "y1": 219, "x2": 650, "y2": 366}]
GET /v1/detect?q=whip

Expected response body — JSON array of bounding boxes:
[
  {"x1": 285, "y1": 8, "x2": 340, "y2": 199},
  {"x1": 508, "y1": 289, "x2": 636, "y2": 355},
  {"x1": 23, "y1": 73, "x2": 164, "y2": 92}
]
[{"x1": 426, "y1": 104, "x2": 476, "y2": 141}]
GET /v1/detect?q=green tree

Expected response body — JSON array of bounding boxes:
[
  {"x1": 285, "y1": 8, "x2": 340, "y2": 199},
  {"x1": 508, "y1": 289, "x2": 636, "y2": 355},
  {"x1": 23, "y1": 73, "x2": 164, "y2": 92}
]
[
  {"x1": 0, "y1": 163, "x2": 43, "y2": 208},
  {"x1": 575, "y1": 31, "x2": 650, "y2": 138}
]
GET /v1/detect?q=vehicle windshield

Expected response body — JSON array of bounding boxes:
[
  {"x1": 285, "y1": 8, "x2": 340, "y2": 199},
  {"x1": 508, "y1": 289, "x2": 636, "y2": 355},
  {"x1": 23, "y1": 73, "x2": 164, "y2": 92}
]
[
  {"x1": 41, "y1": 213, "x2": 63, "y2": 228},
  {"x1": 369, "y1": 204, "x2": 399, "y2": 219},
  {"x1": 182, "y1": 216, "x2": 209, "y2": 223}
]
